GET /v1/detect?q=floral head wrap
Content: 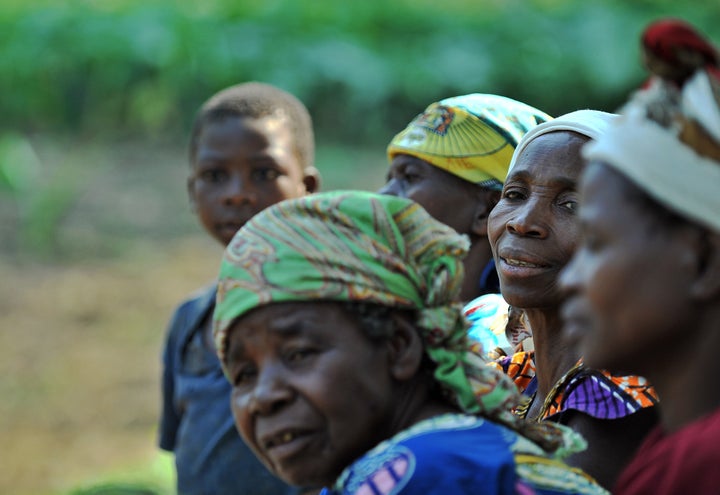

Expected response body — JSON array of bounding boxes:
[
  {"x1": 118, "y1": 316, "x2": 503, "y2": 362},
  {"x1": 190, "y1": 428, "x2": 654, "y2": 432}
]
[
  {"x1": 213, "y1": 190, "x2": 581, "y2": 454},
  {"x1": 387, "y1": 94, "x2": 551, "y2": 190},
  {"x1": 584, "y1": 21, "x2": 720, "y2": 232}
]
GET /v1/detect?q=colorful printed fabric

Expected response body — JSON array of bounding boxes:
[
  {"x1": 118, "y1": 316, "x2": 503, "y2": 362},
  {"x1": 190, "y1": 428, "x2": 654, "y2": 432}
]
[
  {"x1": 463, "y1": 293, "x2": 512, "y2": 356},
  {"x1": 323, "y1": 413, "x2": 607, "y2": 495},
  {"x1": 387, "y1": 94, "x2": 551, "y2": 190},
  {"x1": 213, "y1": 190, "x2": 580, "y2": 454},
  {"x1": 491, "y1": 351, "x2": 537, "y2": 398},
  {"x1": 613, "y1": 407, "x2": 720, "y2": 495},
  {"x1": 494, "y1": 352, "x2": 658, "y2": 421}
]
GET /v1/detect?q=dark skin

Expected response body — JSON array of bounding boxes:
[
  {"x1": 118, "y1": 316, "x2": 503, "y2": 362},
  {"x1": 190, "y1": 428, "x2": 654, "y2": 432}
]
[
  {"x1": 379, "y1": 154, "x2": 499, "y2": 301},
  {"x1": 224, "y1": 301, "x2": 456, "y2": 488},
  {"x1": 561, "y1": 162, "x2": 720, "y2": 435},
  {"x1": 488, "y1": 132, "x2": 657, "y2": 489}
]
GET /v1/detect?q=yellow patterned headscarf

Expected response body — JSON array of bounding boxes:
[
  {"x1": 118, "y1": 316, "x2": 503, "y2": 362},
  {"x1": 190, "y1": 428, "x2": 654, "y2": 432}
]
[
  {"x1": 387, "y1": 94, "x2": 551, "y2": 189},
  {"x1": 213, "y1": 190, "x2": 581, "y2": 455}
]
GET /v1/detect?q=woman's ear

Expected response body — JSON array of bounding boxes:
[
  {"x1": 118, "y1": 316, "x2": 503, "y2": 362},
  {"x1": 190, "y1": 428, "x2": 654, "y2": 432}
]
[
  {"x1": 386, "y1": 313, "x2": 424, "y2": 382},
  {"x1": 690, "y1": 230, "x2": 720, "y2": 300},
  {"x1": 471, "y1": 190, "x2": 501, "y2": 236}
]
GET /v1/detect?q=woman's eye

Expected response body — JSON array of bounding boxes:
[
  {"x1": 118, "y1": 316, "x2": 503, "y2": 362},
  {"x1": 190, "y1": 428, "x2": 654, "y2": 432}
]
[
  {"x1": 403, "y1": 173, "x2": 420, "y2": 183},
  {"x1": 285, "y1": 348, "x2": 315, "y2": 363},
  {"x1": 232, "y1": 365, "x2": 257, "y2": 386},
  {"x1": 401, "y1": 167, "x2": 423, "y2": 183},
  {"x1": 559, "y1": 197, "x2": 579, "y2": 212},
  {"x1": 503, "y1": 189, "x2": 524, "y2": 200}
]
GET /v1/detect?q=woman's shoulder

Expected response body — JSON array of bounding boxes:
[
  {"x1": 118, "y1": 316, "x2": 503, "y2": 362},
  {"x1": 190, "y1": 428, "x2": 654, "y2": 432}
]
[
  {"x1": 332, "y1": 414, "x2": 516, "y2": 494},
  {"x1": 615, "y1": 408, "x2": 720, "y2": 494},
  {"x1": 331, "y1": 414, "x2": 608, "y2": 495},
  {"x1": 551, "y1": 367, "x2": 659, "y2": 420}
]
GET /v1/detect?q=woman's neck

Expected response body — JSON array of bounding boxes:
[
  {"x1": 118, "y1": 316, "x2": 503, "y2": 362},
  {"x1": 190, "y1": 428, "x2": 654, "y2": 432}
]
[
  {"x1": 389, "y1": 376, "x2": 459, "y2": 437},
  {"x1": 647, "y1": 309, "x2": 720, "y2": 433},
  {"x1": 524, "y1": 307, "x2": 581, "y2": 397}
]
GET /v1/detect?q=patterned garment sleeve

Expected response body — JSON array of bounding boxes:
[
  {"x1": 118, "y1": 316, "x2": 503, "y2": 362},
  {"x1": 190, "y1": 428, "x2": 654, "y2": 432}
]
[
  {"x1": 545, "y1": 369, "x2": 659, "y2": 420},
  {"x1": 491, "y1": 351, "x2": 536, "y2": 395}
]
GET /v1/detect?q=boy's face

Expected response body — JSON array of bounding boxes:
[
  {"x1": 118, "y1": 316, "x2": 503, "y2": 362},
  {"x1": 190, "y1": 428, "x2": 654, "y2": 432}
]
[
  {"x1": 188, "y1": 115, "x2": 317, "y2": 246},
  {"x1": 559, "y1": 162, "x2": 695, "y2": 373},
  {"x1": 225, "y1": 301, "x2": 397, "y2": 488}
]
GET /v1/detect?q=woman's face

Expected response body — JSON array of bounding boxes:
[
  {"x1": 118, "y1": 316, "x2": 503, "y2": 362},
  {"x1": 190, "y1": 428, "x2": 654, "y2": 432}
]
[
  {"x1": 378, "y1": 154, "x2": 480, "y2": 235},
  {"x1": 488, "y1": 131, "x2": 588, "y2": 309},
  {"x1": 224, "y1": 301, "x2": 399, "y2": 488},
  {"x1": 559, "y1": 162, "x2": 698, "y2": 373}
]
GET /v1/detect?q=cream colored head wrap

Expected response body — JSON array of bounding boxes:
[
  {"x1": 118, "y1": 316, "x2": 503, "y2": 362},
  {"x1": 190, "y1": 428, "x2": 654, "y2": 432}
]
[
  {"x1": 583, "y1": 70, "x2": 720, "y2": 232},
  {"x1": 508, "y1": 110, "x2": 618, "y2": 172}
]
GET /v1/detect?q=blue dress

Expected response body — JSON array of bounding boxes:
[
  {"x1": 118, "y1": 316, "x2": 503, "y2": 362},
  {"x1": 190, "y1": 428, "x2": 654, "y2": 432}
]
[{"x1": 323, "y1": 414, "x2": 607, "y2": 495}]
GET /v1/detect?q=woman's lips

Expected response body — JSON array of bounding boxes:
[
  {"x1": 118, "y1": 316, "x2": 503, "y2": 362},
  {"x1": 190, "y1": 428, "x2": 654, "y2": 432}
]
[
  {"x1": 497, "y1": 256, "x2": 552, "y2": 279},
  {"x1": 261, "y1": 428, "x2": 316, "y2": 463},
  {"x1": 496, "y1": 246, "x2": 553, "y2": 278},
  {"x1": 502, "y1": 257, "x2": 549, "y2": 268}
]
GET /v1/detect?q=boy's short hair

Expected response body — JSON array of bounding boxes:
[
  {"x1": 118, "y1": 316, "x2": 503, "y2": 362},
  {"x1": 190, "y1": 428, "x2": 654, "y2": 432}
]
[{"x1": 189, "y1": 82, "x2": 314, "y2": 170}]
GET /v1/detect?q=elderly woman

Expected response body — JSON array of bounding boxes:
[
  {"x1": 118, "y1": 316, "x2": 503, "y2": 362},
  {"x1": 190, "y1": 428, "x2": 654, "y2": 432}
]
[
  {"x1": 560, "y1": 20, "x2": 720, "y2": 494},
  {"x1": 487, "y1": 111, "x2": 659, "y2": 489},
  {"x1": 211, "y1": 191, "x2": 606, "y2": 494}
]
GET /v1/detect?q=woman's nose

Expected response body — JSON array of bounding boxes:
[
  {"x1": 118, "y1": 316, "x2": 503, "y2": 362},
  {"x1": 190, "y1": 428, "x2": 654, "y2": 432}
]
[
  {"x1": 378, "y1": 178, "x2": 403, "y2": 197},
  {"x1": 505, "y1": 201, "x2": 547, "y2": 238},
  {"x1": 247, "y1": 363, "x2": 294, "y2": 416}
]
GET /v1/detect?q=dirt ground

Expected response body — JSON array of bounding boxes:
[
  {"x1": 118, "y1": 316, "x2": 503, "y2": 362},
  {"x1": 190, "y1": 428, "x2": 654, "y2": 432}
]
[{"x1": 0, "y1": 236, "x2": 223, "y2": 495}]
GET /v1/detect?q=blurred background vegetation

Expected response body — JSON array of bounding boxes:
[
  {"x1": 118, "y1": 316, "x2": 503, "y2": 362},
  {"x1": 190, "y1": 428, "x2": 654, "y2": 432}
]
[{"x1": 0, "y1": 1, "x2": 718, "y2": 494}]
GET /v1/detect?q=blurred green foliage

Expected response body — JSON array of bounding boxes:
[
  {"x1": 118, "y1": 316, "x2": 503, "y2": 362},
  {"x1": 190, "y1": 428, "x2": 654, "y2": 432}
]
[
  {"x1": 2, "y1": 0, "x2": 719, "y2": 145},
  {"x1": 0, "y1": 0, "x2": 718, "y2": 258}
]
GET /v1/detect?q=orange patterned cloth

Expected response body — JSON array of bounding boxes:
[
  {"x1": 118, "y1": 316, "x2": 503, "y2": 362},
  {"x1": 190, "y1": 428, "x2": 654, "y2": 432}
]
[{"x1": 493, "y1": 352, "x2": 659, "y2": 421}]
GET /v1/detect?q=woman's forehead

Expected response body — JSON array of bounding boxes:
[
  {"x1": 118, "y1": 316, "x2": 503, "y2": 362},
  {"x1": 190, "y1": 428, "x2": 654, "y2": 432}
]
[{"x1": 511, "y1": 131, "x2": 589, "y2": 178}]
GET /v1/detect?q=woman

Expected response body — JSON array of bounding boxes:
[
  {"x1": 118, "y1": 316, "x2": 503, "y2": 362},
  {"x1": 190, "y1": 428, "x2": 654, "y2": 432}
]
[
  {"x1": 212, "y1": 190, "x2": 606, "y2": 494},
  {"x1": 380, "y1": 93, "x2": 550, "y2": 301},
  {"x1": 487, "y1": 111, "x2": 659, "y2": 489},
  {"x1": 560, "y1": 20, "x2": 720, "y2": 494}
]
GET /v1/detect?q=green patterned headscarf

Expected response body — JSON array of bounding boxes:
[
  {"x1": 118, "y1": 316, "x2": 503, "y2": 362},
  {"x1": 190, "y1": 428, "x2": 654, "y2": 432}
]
[{"x1": 213, "y1": 190, "x2": 580, "y2": 454}]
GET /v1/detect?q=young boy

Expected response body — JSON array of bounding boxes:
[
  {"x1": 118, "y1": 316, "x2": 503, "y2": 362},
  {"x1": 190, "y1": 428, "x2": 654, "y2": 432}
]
[{"x1": 159, "y1": 82, "x2": 320, "y2": 495}]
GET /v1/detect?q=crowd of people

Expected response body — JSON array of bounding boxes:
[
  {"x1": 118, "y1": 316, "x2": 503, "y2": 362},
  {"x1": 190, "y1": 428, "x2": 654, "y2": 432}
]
[{"x1": 158, "y1": 18, "x2": 720, "y2": 495}]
